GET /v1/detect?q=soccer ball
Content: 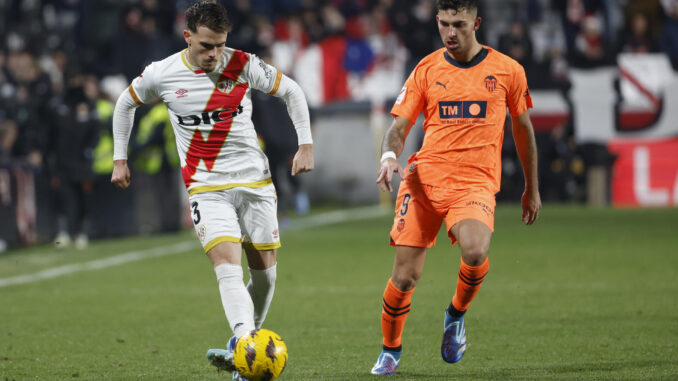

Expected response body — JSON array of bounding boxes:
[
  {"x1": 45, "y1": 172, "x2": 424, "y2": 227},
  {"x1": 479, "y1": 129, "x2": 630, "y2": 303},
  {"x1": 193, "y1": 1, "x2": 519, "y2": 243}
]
[{"x1": 233, "y1": 329, "x2": 288, "y2": 381}]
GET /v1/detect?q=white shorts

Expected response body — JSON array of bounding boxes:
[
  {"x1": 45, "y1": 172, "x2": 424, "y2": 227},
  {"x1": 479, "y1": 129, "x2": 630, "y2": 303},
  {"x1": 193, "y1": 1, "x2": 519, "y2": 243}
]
[{"x1": 189, "y1": 184, "x2": 280, "y2": 252}]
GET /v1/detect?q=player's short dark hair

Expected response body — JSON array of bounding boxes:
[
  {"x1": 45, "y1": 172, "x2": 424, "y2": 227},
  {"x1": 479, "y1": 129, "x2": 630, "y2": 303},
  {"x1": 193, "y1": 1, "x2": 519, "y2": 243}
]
[
  {"x1": 437, "y1": 0, "x2": 479, "y2": 14},
  {"x1": 185, "y1": 1, "x2": 232, "y2": 33}
]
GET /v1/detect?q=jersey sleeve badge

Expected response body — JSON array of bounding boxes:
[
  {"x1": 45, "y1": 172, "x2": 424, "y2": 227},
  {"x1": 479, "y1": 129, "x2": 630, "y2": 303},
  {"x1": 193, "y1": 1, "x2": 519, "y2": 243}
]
[{"x1": 395, "y1": 86, "x2": 407, "y2": 105}]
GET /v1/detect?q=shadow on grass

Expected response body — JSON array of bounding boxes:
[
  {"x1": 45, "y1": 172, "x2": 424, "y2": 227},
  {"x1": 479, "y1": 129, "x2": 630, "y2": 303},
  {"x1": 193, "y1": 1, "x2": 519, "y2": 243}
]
[
  {"x1": 406, "y1": 360, "x2": 672, "y2": 380},
  {"x1": 311, "y1": 359, "x2": 675, "y2": 380}
]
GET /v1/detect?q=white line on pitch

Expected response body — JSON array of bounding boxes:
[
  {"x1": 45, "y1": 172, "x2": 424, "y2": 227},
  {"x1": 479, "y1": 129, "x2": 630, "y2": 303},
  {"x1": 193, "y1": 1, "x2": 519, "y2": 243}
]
[
  {"x1": 0, "y1": 241, "x2": 197, "y2": 288},
  {"x1": 0, "y1": 205, "x2": 390, "y2": 288},
  {"x1": 287, "y1": 204, "x2": 390, "y2": 231}
]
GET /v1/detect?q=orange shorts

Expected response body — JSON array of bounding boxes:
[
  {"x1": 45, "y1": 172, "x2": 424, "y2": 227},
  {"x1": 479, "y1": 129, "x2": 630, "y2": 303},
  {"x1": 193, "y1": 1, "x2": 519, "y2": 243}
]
[{"x1": 389, "y1": 177, "x2": 496, "y2": 248}]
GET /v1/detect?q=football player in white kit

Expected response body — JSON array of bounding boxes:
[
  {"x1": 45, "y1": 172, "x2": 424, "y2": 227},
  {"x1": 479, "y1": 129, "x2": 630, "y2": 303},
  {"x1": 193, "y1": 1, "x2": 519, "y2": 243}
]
[{"x1": 110, "y1": 1, "x2": 313, "y2": 377}]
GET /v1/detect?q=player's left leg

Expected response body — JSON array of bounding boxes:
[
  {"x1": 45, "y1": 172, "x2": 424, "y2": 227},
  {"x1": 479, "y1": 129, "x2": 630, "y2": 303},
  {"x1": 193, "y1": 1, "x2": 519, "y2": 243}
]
[
  {"x1": 234, "y1": 185, "x2": 280, "y2": 381},
  {"x1": 244, "y1": 248, "x2": 277, "y2": 328},
  {"x1": 442, "y1": 218, "x2": 492, "y2": 363},
  {"x1": 238, "y1": 184, "x2": 281, "y2": 329}
]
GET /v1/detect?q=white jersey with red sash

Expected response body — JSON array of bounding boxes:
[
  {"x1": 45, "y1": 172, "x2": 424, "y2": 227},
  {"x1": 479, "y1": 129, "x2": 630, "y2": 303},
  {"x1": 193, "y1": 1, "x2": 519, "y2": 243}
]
[{"x1": 128, "y1": 47, "x2": 283, "y2": 196}]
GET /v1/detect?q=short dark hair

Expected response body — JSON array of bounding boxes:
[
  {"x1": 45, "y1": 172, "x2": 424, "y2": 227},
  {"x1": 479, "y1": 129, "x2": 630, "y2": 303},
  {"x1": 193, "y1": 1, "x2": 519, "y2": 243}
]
[
  {"x1": 185, "y1": 1, "x2": 232, "y2": 33},
  {"x1": 437, "y1": 0, "x2": 478, "y2": 14}
]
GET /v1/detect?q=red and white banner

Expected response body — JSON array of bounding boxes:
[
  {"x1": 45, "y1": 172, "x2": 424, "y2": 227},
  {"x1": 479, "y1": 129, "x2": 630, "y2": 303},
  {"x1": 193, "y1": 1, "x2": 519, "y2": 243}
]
[
  {"x1": 570, "y1": 54, "x2": 678, "y2": 144},
  {"x1": 608, "y1": 138, "x2": 678, "y2": 207}
]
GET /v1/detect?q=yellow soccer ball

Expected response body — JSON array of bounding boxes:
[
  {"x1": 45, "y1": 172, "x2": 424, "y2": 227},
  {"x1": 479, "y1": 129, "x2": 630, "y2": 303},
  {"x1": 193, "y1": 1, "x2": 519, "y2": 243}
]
[{"x1": 233, "y1": 329, "x2": 288, "y2": 381}]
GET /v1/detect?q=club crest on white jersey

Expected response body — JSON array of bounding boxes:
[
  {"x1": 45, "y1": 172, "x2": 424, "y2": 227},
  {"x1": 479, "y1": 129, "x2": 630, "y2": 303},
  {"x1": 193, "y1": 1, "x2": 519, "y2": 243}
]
[{"x1": 216, "y1": 79, "x2": 236, "y2": 94}]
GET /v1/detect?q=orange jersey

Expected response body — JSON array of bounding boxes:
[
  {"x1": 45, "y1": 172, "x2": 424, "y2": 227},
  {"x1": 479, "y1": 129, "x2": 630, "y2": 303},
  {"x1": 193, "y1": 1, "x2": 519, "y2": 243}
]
[{"x1": 391, "y1": 46, "x2": 533, "y2": 193}]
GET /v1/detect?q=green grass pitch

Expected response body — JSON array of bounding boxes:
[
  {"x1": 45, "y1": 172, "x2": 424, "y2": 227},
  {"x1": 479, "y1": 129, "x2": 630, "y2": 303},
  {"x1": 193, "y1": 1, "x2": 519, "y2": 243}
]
[{"x1": 1, "y1": 205, "x2": 677, "y2": 380}]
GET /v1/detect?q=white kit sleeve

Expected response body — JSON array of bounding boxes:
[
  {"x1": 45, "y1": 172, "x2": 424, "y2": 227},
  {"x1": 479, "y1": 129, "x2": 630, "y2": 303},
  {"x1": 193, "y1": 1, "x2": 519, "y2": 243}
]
[
  {"x1": 112, "y1": 62, "x2": 160, "y2": 160},
  {"x1": 112, "y1": 88, "x2": 140, "y2": 161},
  {"x1": 271, "y1": 74, "x2": 312, "y2": 145}
]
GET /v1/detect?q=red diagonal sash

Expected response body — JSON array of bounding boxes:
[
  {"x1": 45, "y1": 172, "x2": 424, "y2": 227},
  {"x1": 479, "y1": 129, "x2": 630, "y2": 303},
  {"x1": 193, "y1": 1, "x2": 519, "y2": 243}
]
[{"x1": 182, "y1": 50, "x2": 250, "y2": 187}]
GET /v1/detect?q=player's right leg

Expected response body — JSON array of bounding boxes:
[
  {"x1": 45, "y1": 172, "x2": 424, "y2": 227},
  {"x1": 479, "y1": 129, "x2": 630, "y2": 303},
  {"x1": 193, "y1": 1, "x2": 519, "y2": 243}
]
[
  {"x1": 205, "y1": 241, "x2": 256, "y2": 372},
  {"x1": 208, "y1": 242, "x2": 256, "y2": 338},
  {"x1": 190, "y1": 191, "x2": 255, "y2": 372},
  {"x1": 372, "y1": 246, "x2": 427, "y2": 375},
  {"x1": 372, "y1": 177, "x2": 441, "y2": 375}
]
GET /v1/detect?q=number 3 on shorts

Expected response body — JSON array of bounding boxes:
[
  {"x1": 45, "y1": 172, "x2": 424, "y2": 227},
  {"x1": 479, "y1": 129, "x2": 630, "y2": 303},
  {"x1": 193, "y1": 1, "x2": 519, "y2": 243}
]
[
  {"x1": 191, "y1": 201, "x2": 201, "y2": 224},
  {"x1": 399, "y1": 193, "x2": 411, "y2": 216}
]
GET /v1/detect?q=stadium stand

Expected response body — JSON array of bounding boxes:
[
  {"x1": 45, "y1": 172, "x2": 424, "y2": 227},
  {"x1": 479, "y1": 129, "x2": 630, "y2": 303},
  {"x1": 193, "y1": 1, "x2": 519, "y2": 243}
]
[{"x1": 1, "y1": 0, "x2": 676, "y2": 251}]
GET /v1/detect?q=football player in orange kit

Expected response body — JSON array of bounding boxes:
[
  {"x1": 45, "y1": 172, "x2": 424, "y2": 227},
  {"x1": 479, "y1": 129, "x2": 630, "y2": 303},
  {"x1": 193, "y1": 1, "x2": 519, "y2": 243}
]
[{"x1": 371, "y1": 0, "x2": 542, "y2": 376}]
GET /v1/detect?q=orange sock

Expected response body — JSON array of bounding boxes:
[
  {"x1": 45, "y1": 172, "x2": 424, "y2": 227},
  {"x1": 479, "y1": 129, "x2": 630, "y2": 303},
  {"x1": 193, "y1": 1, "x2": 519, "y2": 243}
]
[
  {"x1": 381, "y1": 278, "x2": 414, "y2": 350},
  {"x1": 451, "y1": 257, "x2": 489, "y2": 313}
]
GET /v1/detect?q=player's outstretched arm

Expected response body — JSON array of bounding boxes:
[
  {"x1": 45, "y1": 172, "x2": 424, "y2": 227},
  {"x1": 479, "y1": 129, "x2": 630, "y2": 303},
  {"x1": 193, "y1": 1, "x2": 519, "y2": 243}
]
[
  {"x1": 512, "y1": 111, "x2": 542, "y2": 225},
  {"x1": 266, "y1": 72, "x2": 314, "y2": 176},
  {"x1": 292, "y1": 144, "x2": 314, "y2": 175},
  {"x1": 376, "y1": 116, "x2": 411, "y2": 192},
  {"x1": 111, "y1": 86, "x2": 141, "y2": 189}
]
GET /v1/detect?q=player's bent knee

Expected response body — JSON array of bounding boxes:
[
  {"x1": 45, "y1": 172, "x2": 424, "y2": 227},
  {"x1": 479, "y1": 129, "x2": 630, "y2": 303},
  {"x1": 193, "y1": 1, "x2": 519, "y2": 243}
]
[
  {"x1": 391, "y1": 273, "x2": 419, "y2": 291},
  {"x1": 207, "y1": 241, "x2": 243, "y2": 267},
  {"x1": 461, "y1": 248, "x2": 488, "y2": 266},
  {"x1": 245, "y1": 248, "x2": 277, "y2": 270}
]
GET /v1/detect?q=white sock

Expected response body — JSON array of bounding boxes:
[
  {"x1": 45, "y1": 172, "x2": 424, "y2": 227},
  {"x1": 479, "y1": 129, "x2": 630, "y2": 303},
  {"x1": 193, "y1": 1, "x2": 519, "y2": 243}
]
[
  {"x1": 246, "y1": 264, "x2": 277, "y2": 329},
  {"x1": 214, "y1": 263, "x2": 255, "y2": 338}
]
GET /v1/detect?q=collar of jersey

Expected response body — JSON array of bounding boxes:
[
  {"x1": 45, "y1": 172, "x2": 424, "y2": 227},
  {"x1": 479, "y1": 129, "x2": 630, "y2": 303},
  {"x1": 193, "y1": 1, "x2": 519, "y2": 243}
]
[
  {"x1": 181, "y1": 49, "x2": 206, "y2": 74},
  {"x1": 443, "y1": 47, "x2": 488, "y2": 69}
]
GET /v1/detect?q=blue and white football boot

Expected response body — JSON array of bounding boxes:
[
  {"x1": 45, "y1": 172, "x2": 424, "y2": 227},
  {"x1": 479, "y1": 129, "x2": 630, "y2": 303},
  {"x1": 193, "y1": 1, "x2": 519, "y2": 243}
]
[
  {"x1": 226, "y1": 336, "x2": 249, "y2": 381},
  {"x1": 206, "y1": 344, "x2": 235, "y2": 372},
  {"x1": 441, "y1": 308, "x2": 466, "y2": 363},
  {"x1": 370, "y1": 348, "x2": 401, "y2": 376}
]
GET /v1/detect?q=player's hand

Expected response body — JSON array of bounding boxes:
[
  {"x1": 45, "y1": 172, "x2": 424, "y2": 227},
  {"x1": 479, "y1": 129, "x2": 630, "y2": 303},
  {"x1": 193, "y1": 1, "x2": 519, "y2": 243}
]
[
  {"x1": 521, "y1": 187, "x2": 541, "y2": 225},
  {"x1": 111, "y1": 160, "x2": 131, "y2": 189},
  {"x1": 376, "y1": 158, "x2": 403, "y2": 192},
  {"x1": 291, "y1": 144, "x2": 314, "y2": 175}
]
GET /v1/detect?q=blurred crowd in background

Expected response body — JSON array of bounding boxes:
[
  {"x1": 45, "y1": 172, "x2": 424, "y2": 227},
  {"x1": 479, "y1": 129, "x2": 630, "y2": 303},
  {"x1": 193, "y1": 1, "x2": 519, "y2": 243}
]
[{"x1": 1, "y1": 0, "x2": 677, "y2": 251}]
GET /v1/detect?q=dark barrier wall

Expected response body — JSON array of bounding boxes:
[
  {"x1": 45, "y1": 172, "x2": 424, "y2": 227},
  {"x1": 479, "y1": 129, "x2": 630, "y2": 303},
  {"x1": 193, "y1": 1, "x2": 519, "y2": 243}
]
[{"x1": 0, "y1": 164, "x2": 181, "y2": 251}]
